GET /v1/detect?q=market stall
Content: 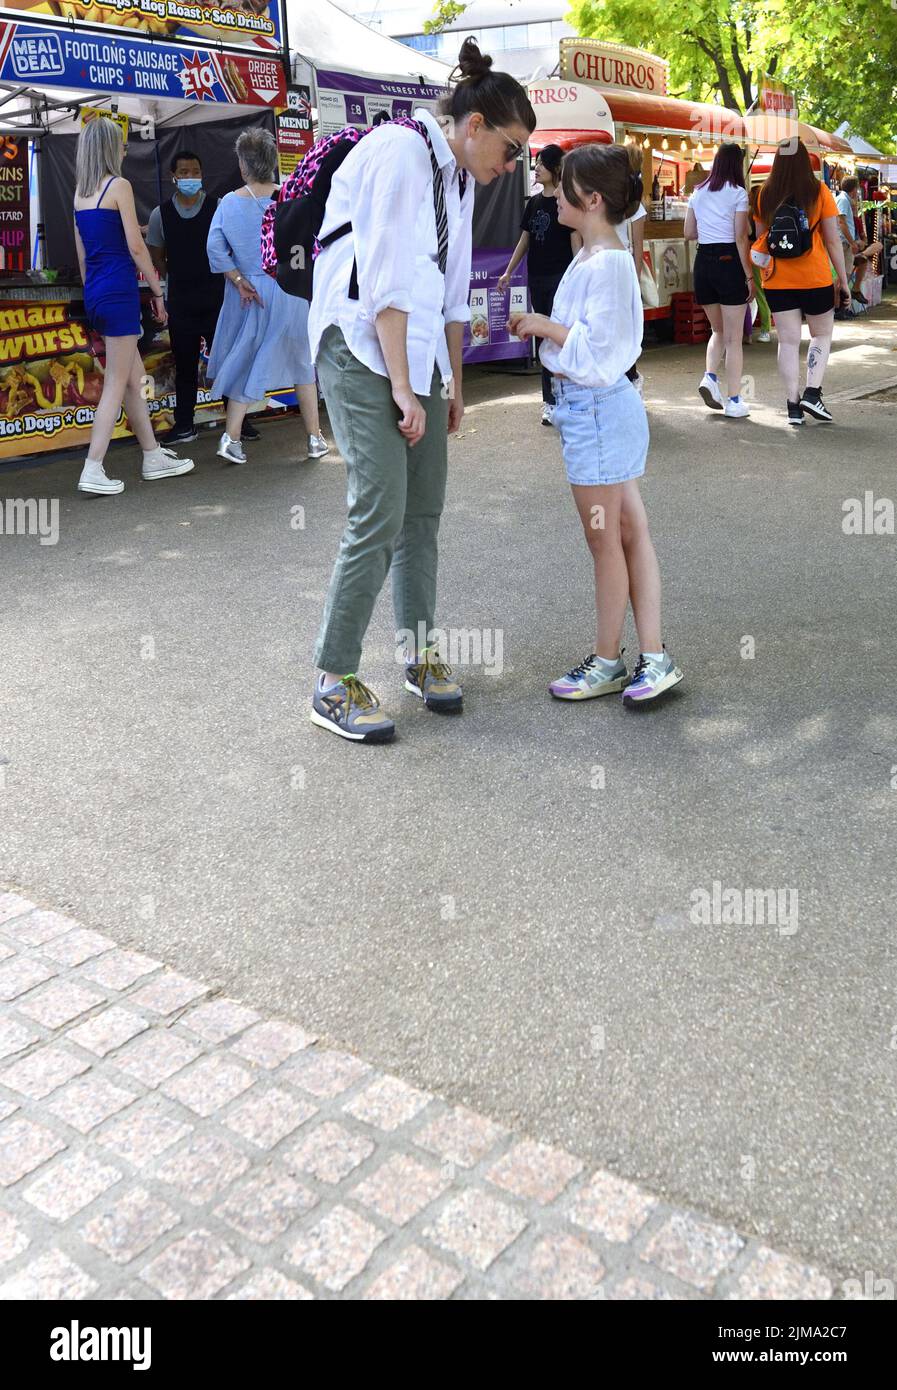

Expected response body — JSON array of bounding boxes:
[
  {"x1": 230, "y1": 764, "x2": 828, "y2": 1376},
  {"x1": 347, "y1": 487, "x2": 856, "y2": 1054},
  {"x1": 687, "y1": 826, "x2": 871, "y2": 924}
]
[
  {"x1": 527, "y1": 42, "x2": 866, "y2": 328},
  {"x1": 0, "y1": 0, "x2": 288, "y2": 461}
]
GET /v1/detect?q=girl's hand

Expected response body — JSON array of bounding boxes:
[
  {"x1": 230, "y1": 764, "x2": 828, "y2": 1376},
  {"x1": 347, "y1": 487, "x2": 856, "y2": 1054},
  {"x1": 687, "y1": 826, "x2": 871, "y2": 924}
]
[
  {"x1": 497, "y1": 271, "x2": 511, "y2": 293},
  {"x1": 151, "y1": 294, "x2": 167, "y2": 325},
  {"x1": 745, "y1": 277, "x2": 756, "y2": 303},
  {"x1": 508, "y1": 312, "x2": 546, "y2": 341}
]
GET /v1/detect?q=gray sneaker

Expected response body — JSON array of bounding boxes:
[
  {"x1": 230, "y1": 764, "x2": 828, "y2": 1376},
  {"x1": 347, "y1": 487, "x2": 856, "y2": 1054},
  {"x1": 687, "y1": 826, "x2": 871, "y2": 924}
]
[
  {"x1": 404, "y1": 645, "x2": 463, "y2": 711},
  {"x1": 549, "y1": 653, "x2": 627, "y2": 701},
  {"x1": 310, "y1": 674, "x2": 395, "y2": 743},
  {"x1": 622, "y1": 649, "x2": 684, "y2": 705},
  {"x1": 307, "y1": 433, "x2": 330, "y2": 459},
  {"x1": 217, "y1": 432, "x2": 246, "y2": 464}
]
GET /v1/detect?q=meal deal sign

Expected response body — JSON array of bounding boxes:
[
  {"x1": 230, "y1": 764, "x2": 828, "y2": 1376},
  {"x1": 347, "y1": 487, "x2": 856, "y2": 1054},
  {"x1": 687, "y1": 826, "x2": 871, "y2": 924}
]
[
  {"x1": 0, "y1": 19, "x2": 286, "y2": 105},
  {"x1": 0, "y1": 0, "x2": 282, "y2": 52}
]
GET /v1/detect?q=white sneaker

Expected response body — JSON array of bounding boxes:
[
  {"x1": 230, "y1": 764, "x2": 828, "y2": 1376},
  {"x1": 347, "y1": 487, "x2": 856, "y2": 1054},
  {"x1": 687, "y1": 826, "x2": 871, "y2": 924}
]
[
  {"x1": 142, "y1": 446, "x2": 194, "y2": 481},
  {"x1": 541, "y1": 403, "x2": 555, "y2": 426},
  {"x1": 307, "y1": 433, "x2": 330, "y2": 459},
  {"x1": 217, "y1": 432, "x2": 246, "y2": 464},
  {"x1": 698, "y1": 373, "x2": 724, "y2": 410},
  {"x1": 724, "y1": 397, "x2": 751, "y2": 418},
  {"x1": 757, "y1": 330, "x2": 771, "y2": 343},
  {"x1": 77, "y1": 460, "x2": 123, "y2": 495}
]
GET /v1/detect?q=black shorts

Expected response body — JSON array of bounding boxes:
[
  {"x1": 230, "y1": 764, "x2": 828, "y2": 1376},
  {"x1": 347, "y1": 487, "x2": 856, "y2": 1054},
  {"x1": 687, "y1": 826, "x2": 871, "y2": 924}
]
[
  {"x1": 693, "y1": 243, "x2": 749, "y2": 306},
  {"x1": 764, "y1": 284, "x2": 836, "y2": 315}
]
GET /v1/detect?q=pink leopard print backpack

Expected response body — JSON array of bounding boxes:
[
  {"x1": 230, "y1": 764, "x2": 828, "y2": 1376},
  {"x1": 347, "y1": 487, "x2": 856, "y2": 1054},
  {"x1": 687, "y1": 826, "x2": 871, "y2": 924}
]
[{"x1": 260, "y1": 117, "x2": 434, "y2": 301}]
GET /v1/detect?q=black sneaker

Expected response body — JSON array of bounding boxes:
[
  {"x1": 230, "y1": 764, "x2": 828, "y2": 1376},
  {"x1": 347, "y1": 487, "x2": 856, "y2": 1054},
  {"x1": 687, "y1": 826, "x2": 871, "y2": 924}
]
[
  {"x1": 786, "y1": 400, "x2": 805, "y2": 426},
  {"x1": 242, "y1": 420, "x2": 260, "y2": 441},
  {"x1": 799, "y1": 387, "x2": 833, "y2": 423},
  {"x1": 161, "y1": 424, "x2": 198, "y2": 444},
  {"x1": 853, "y1": 289, "x2": 868, "y2": 305}
]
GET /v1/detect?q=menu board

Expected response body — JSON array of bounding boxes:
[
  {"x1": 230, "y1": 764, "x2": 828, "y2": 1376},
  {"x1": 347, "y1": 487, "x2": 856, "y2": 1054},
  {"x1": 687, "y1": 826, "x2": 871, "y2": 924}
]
[
  {"x1": 463, "y1": 247, "x2": 528, "y2": 365},
  {"x1": 0, "y1": 133, "x2": 29, "y2": 273},
  {"x1": 277, "y1": 86, "x2": 313, "y2": 180},
  {"x1": 0, "y1": 0, "x2": 282, "y2": 52}
]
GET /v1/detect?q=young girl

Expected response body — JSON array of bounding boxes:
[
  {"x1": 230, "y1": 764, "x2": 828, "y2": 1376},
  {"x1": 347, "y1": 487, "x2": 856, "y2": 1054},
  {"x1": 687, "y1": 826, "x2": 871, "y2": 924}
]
[{"x1": 509, "y1": 143, "x2": 683, "y2": 706}]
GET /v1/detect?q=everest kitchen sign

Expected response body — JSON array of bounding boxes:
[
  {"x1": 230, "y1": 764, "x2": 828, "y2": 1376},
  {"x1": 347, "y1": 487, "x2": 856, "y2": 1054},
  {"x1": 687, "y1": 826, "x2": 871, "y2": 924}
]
[
  {"x1": 0, "y1": 18, "x2": 287, "y2": 105},
  {"x1": 0, "y1": 0, "x2": 283, "y2": 52}
]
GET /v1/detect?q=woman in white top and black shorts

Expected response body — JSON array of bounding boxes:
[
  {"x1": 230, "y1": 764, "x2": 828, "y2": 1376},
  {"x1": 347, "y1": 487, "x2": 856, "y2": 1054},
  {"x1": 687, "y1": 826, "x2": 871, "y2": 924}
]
[{"x1": 684, "y1": 144, "x2": 754, "y2": 419}]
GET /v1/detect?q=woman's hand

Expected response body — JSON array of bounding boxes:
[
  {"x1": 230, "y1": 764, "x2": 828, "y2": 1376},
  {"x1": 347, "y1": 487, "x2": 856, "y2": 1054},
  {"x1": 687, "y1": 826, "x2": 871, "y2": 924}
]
[
  {"x1": 447, "y1": 391, "x2": 464, "y2": 434},
  {"x1": 838, "y1": 276, "x2": 852, "y2": 305},
  {"x1": 150, "y1": 294, "x2": 167, "y2": 325},
  {"x1": 745, "y1": 276, "x2": 756, "y2": 303},
  {"x1": 392, "y1": 384, "x2": 426, "y2": 446},
  {"x1": 508, "y1": 312, "x2": 547, "y2": 341},
  {"x1": 496, "y1": 270, "x2": 512, "y2": 293},
  {"x1": 235, "y1": 276, "x2": 262, "y2": 308}
]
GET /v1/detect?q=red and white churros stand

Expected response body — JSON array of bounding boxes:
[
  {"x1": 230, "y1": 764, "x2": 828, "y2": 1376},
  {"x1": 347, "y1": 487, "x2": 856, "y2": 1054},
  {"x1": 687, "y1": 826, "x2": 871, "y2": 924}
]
[{"x1": 527, "y1": 39, "x2": 854, "y2": 324}]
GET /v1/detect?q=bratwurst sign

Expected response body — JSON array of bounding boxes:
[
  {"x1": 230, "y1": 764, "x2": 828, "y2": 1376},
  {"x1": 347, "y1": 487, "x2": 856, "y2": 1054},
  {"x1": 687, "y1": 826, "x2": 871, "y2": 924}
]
[{"x1": 559, "y1": 38, "x2": 668, "y2": 96}]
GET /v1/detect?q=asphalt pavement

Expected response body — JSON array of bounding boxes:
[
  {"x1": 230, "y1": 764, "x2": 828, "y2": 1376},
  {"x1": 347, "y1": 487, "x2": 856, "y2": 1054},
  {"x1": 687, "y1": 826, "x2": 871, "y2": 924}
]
[{"x1": 2, "y1": 300, "x2": 897, "y2": 1286}]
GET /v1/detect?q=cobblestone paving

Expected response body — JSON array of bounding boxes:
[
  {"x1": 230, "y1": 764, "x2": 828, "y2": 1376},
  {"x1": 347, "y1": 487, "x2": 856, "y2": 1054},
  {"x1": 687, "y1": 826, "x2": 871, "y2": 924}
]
[{"x1": 0, "y1": 890, "x2": 835, "y2": 1301}]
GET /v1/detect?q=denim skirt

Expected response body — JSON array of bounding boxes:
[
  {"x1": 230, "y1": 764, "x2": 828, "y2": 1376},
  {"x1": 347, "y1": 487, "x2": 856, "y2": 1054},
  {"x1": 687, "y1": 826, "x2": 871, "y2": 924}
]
[{"x1": 552, "y1": 376, "x2": 649, "y2": 486}]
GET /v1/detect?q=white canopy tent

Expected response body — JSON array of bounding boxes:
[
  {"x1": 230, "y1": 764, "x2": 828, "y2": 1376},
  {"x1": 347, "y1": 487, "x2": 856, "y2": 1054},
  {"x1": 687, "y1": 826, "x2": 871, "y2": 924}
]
[
  {"x1": 288, "y1": 0, "x2": 452, "y2": 88},
  {"x1": 0, "y1": 0, "x2": 452, "y2": 138}
]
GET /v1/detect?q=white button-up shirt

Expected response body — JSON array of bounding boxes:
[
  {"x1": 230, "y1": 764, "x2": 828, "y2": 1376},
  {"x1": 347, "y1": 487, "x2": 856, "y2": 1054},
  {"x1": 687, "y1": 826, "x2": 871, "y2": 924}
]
[
  {"x1": 308, "y1": 107, "x2": 475, "y2": 397},
  {"x1": 540, "y1": 246, "x2": 643, "y2": 388}
]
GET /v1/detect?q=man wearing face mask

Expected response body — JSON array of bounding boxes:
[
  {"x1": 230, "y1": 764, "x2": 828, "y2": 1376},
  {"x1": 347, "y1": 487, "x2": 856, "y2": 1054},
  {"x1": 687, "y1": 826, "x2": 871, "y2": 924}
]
[{"x1": 148, "y1": 151, "x2": 254, "y2": 444}]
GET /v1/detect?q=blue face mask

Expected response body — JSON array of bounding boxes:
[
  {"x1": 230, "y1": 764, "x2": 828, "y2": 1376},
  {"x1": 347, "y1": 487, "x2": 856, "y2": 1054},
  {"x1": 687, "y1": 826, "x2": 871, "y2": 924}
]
[{"x1": 176, "y1": 177, "x2": 202, "y2": 196}]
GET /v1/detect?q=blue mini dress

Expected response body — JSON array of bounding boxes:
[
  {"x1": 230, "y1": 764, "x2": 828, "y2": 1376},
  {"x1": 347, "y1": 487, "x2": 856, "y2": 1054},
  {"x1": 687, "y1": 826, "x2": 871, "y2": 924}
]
[{"x1": 75, "y1": 177, "x2": 141, "y2": 337}]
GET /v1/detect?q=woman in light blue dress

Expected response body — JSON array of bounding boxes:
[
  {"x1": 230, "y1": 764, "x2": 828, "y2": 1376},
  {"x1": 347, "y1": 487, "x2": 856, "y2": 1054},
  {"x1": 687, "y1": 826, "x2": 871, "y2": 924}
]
[{"x1": 206, "y1": 128, "x2": 328, "y2": 464}]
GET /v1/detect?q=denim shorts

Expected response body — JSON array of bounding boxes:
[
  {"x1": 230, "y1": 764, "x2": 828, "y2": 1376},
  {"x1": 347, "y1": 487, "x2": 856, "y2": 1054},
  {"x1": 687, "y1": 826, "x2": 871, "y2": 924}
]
[{"x1": 552, "y1": 376, "x2": 649, "y2": 486}]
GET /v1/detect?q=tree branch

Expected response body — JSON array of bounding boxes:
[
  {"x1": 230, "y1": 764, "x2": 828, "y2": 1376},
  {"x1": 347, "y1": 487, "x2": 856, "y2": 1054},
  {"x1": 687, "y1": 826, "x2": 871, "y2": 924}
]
[
  {"x1": 727, "y1": 18, "x2": 754, "y2": 108},
  {"x1": 685, "y1": 29, "x2": 738, "y2": 110}
]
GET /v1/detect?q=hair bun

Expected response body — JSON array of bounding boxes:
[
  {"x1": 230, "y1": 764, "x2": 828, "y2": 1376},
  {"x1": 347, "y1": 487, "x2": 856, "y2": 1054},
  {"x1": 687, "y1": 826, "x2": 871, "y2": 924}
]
[{"x1": 456, "y1": 36, "x2": 493, "y2": 80}]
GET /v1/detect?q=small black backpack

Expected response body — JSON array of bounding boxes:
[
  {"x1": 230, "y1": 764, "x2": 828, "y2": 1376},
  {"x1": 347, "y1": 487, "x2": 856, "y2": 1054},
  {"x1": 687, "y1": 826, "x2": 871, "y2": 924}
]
[{"x1": 766, "y1": 200, "x2": 817, "y2": 259}]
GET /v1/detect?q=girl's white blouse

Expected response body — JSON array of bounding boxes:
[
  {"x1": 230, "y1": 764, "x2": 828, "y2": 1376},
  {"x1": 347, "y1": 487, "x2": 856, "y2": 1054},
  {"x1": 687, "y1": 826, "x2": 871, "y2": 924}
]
[{"x1": 540, "y1": 244, "x2": 643, "y2": 388}]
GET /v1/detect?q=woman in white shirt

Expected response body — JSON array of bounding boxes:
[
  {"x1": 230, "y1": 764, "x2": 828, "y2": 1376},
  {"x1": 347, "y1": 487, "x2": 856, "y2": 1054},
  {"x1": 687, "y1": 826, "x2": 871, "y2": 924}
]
[
  {"x1": 308, "y1": 39, "x2": 535, "y2": 743},
  {"x1": 684, "y1": 143, "x2": 754, "y2": 418},
  {"x1": 509, "y1": 144, "x2": 684, "y2": 708}
]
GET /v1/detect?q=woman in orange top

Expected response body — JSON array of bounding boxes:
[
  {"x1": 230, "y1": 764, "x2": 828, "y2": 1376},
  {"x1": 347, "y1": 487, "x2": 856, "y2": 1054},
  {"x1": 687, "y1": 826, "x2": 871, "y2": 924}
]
[{"x1": 753, "y1": 140, "x2": 850, "y2": 425}]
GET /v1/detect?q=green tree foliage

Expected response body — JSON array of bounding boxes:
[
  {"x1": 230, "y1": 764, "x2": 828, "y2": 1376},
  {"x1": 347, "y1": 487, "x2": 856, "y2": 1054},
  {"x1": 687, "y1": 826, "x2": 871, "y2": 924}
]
[
  {"x1": 566, "y1": 0, "x2": 897, "y2": 147},
  {"x1": 423, "y1": 1, "x2": 470, "y2": 35}
]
